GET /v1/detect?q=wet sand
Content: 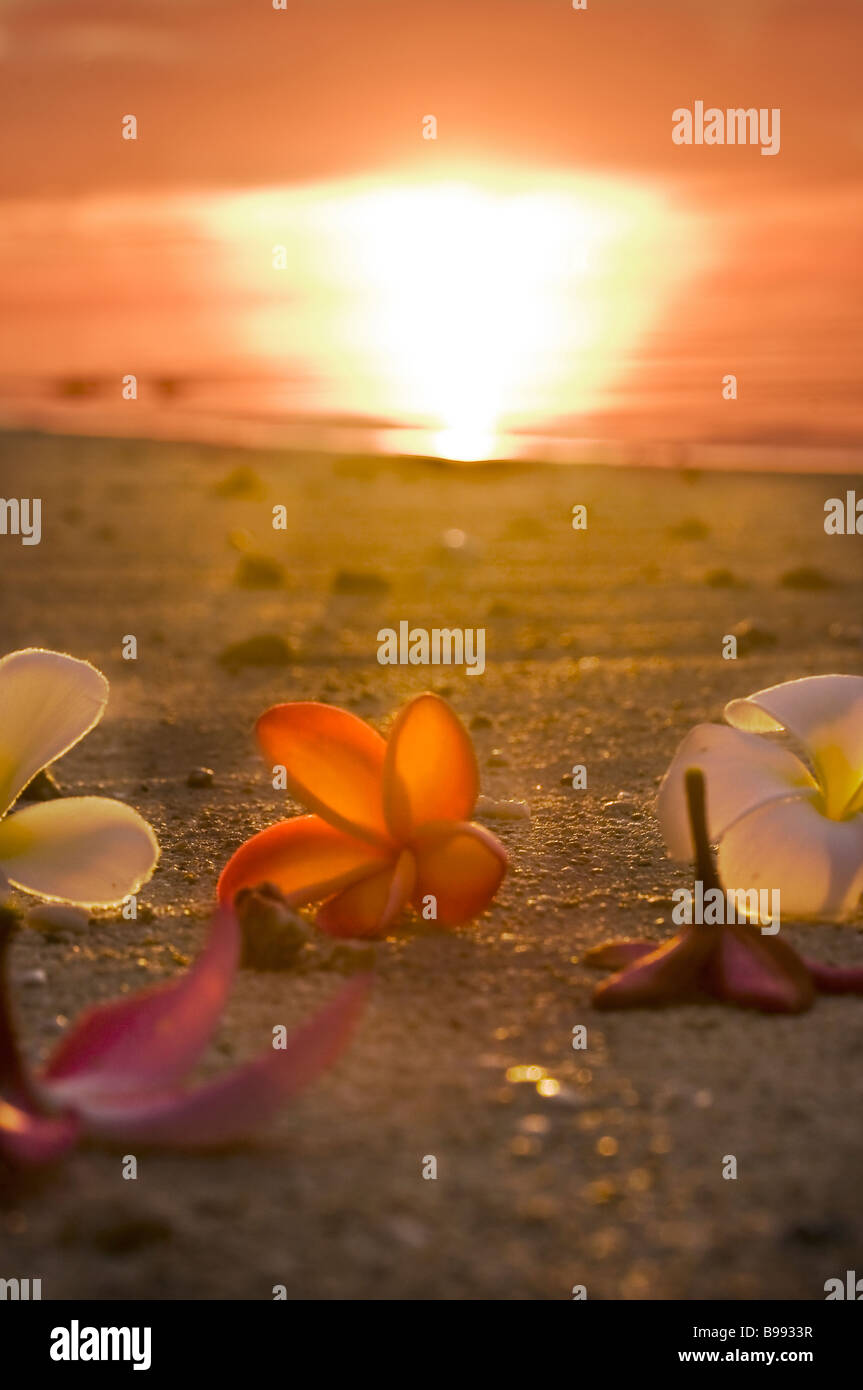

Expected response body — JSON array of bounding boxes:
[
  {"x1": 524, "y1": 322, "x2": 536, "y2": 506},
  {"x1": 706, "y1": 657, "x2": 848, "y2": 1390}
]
[{"x1": 1, "y1": 430, "x2": 861, "y2": 1299}]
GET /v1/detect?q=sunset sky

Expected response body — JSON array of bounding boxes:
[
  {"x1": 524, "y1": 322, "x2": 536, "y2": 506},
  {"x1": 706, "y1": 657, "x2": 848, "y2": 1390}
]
[{"x1": 1, "y1": 0, "x2": 862, "y2": 461}]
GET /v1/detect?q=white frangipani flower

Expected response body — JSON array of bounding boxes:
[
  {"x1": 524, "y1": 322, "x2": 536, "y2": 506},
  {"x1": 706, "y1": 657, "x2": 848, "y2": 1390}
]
[
  {"x1": 0, "y1": 649, "x2": 159, "y2": 906},
  {"x1": 658, "y1": 674, "x2": 863, "y2": 921}
]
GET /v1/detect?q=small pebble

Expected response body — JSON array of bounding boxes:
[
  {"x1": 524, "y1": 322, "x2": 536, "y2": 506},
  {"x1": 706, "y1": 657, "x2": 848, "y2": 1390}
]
[
  {"x1": 212, "y1": 465, "x2": 265, "y2": 499},
  {"x1": 17, "y1": 968, "x2": 47, "y2": 987},
  {"x1": 783, "y1": 1219, "x2": 848, "y2": 1248},
  {"x1": 476, "y1": 794, "x2": 530, "y2": 820},
  {"x1": 504, "y1": 516, "x2": 548, "y2": 541},
  {"x1": 331, "y1": 570, "x2": 390, "y2": 596},
  {"x1": 732, "y1": 618, "x2": 777, "y2": 654},
  {"x1": 236, "y1": 882, "x2": 311, "y2": 970},
  {"x1": 780, "y1": 566, "x2": 834, "y2": 590},
  {"x1": 828, "y1": 621, "x2": 862, "y2": 646},
  {"x1": 486, "y1": 749, "x2": 509, "y2": 768},
  {"x1": 388, "y1": 1216, "x2": 429, "y2": 1250},
  {"x1": 704, "y1": 567, "x2": 741, "y2": 588},
  {"x1": 186, "y1": 767, "x2": 215, "y2": 789},
  {"x1": 667, "y1": 517, "x2": 710, "y2": 541},
  {"x1": 26, "y1": 904, "x2": 90, "y2": 933},
  {"x1": 234, "y1": 554, "x2": 285, "y2": 589},
  {"x1": 323, "y1": 941, "x2": 377, "y2": 973},
  {"x1": 218, "y1": 633, "x2": 293, "y2": 671},
  {"x1": 227, "y1": 528, "x2": 255, "y2": 552}
]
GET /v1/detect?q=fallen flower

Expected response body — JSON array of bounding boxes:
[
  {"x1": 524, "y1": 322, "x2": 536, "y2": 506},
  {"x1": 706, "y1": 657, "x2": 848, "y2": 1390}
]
[
  {"x1": 219, "y1": 693, "x2": 507, "y2": 937},
  {"x1": 657, "y1": 674, "x2": 863, "y2": 920},
  {"x1": 0, "y1": 904, "x2": 369, "y2": 1164},
  {"x1": 0, "y1": 649, "x2": 159, "y2": 906},
  {"x1": 585, "y1": 769, "x2": 863, "y2": 1013}
]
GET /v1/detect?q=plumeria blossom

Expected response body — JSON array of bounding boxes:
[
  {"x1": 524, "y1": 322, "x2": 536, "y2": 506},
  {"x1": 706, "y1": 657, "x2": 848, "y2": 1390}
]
[
  {"x1": 0, "y1": 649, "x2": 158, "y2": 906},
  {"x1": 586, "y1": 770, "x2": 863, "y2": 1013},
  {"x1": 218, "y1": 693, "x2": 507, "y2": 938},
  {"x1": 0, "y1": 904, "x2": 369, "y2": 1164},
  {"x1": 657, "y1": 675, "x2": 863, "y2": 922}
]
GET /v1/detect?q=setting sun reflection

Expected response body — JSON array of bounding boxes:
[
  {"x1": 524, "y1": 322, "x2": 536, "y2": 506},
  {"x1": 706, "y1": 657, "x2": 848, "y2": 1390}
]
[{"x1": 205, "y1": 166, "x2": 703, "y2": 458}]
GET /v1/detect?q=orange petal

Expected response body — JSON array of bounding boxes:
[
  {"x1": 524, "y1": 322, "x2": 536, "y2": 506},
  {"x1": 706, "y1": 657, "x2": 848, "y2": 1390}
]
[
  {"x1": 256, "y1": 702, "x2": 390, "y2": 844},
  {"x1": 218, "y1": 815, "x2": 388, "y2": 907},
  {"x1": 412, "y1": 821, "x2": 506, "y2": 926},
  {"x1": 383, "y1": 693, "x2": 479, "y2": 840},
  {"x1": 317, "y1": 849, "x2": 415, "y2": 939}
]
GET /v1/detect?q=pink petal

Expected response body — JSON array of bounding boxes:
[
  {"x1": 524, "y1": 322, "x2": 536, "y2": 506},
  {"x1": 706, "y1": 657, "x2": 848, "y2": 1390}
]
[
  {"x1": 40, "y1": 908, "x2": 240, "y2": 1106},
  {"x1": 0, "y1": 1098, "x2": 80, "y2": 1165},
  {"x1": 803, "y1": 957, "x2": 863, "y2": 994},
  {"x1": 582, "y1": 941, "x2": 657, "y2": 970},
  {"x1": 76, "y1": 975, "x2": 371, "y2": 1148},
  {"x1": 593, "y1": 928, "x2": 716, "y2": 1009},
  {"x1": 709, "y1": 926, "x2": 815, "y2": 1013}
]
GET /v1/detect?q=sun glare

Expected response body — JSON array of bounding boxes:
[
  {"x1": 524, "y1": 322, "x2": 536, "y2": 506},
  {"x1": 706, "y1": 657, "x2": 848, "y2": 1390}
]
[
  {"x1": 205, "y1": 167, "x2": 704, "y2": 458},
  {"x1": 434, "y1": 424, "x2": 497, "y2": 463}
]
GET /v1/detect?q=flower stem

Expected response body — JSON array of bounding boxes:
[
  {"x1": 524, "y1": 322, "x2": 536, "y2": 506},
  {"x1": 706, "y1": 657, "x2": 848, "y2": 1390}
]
[
  {"x1": 685, "y1": 767, "x2": 722, "y2": 893},
  {"x1": 0, "y1": 908, "x2": 35, "y2": 1106}
]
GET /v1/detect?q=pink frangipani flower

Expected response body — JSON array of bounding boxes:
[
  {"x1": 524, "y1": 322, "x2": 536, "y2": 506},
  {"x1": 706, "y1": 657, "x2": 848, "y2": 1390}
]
[
  {"x1": 585, "y1": 769, "x2": 863, "y2": 1013},
  {"x1": 0, "y1": 906, "x2": 369, "y2": 1164}
]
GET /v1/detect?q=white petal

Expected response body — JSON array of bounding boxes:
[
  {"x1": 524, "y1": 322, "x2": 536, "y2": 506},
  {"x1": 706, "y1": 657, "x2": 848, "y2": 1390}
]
[
  {"x1": 718, "y1": 798, "x2": 863, "y2": 921},
  {"x1": 657, "y1": 723, "x2": 817, "y2": 859},
  {"x1": 725, "y1": 675, "x2": 863, "y2": 818},
  {"x1": 0, "y1": 797, "x2": 159, "y2": 906},
  {"x1": 0, "y1": 649, "x2": 108, "y2": 815}
]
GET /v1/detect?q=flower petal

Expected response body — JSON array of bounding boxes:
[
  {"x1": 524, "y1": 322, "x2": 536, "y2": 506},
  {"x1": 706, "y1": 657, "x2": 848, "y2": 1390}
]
[
  {"x1": 708, "y1": 925, "x2": 815, "y2": 1013},
  {"x1": 725, "y1": 675, "x2": 863, "y2": 818},
  {"x1": 0, "y1": 1098, "x2": 80, "y2": 1165},
  {"x1": 803, "y1": 958, "x2": 863, "y2": 994},
  {"x1": 412, "y1": 820, "x2": 506, "y2": 926},
  {"x1": 0, "y1": 797, "x2": 159, "y2": 906},
  {"x1": 657, "y1": 723, "x2": 817, "y2": 859},
  {"x1": 583, "y1": 941, "x2": 657, "y2": 970},
  {"x1": 75, "y1": 976, "x2": 371, "y2": 1148},
  {"x1": 718, "y1": 796, "x2": 863, "y2": 920},
  {"x1": 593, "y1": 928, "x2": 719, "y2": 1009},
  {"x1": 256, "y1": 702, "x2": 390, "y2": 844},
  {"x1": 218, "y1": 814, "x2": 388, "y2": 907},
  {"x1": 40, "y1": 908, "x2": 239, "y2": 1106},
  {"x1": 382, "y1": 693, "x2": 479, "y2": 840},
  {"x1": 0, "y1": 648, "x2": 108, "y2": 815},
  {"x1": 317, "y1": 849, "x2": 414, "y2": 938}
]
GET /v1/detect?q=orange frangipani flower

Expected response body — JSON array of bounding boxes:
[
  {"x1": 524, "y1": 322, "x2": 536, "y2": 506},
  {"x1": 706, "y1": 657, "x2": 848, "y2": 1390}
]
[{"x1": 218, "y1": 693, "x2": 507, "y2": 938}]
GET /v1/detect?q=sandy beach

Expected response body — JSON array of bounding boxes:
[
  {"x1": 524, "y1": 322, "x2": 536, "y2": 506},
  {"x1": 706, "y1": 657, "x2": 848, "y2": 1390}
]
[{"x1": 1, "y1": 429, "x2": 862, "y2": 1300}]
